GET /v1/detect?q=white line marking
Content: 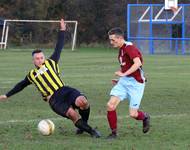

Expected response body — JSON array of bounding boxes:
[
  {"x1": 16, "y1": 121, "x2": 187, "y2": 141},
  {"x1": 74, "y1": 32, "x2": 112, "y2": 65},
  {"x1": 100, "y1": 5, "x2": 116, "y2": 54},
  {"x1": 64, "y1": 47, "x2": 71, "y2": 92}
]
[
  {"x1": 0, "y1": 86, "x2": 33, "y2": 89},
  {"x1": 0, "y1": 113, "x2": 187, "y2": 125}
]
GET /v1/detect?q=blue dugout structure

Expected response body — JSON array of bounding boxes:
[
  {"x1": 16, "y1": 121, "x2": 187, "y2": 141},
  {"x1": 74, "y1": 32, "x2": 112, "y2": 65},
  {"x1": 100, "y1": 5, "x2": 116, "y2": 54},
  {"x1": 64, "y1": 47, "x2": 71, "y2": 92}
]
[{"x1": 127, "y1": 4, "x2": 190, "y2": 55}]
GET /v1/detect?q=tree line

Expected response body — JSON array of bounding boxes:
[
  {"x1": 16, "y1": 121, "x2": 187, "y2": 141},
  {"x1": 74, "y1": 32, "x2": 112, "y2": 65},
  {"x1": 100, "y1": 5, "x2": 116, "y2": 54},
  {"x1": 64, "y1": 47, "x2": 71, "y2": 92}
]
[{"x1": 0, "y1": 0, "x2": 188, "y2": 45}]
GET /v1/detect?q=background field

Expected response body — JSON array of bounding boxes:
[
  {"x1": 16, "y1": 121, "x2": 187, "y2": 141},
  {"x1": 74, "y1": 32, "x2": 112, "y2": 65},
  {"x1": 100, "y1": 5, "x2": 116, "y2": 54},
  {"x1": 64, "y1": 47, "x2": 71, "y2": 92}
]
[{"x1": 0, "y1": 48, "x2": 190, "y2": 150}]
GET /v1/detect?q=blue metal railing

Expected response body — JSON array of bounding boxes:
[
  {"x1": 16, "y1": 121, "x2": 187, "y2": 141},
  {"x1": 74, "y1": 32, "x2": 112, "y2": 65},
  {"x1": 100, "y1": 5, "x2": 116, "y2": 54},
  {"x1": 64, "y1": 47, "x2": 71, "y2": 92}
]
[{"x1": 127, "y1": 4, "x2": 190, "y2": 54}]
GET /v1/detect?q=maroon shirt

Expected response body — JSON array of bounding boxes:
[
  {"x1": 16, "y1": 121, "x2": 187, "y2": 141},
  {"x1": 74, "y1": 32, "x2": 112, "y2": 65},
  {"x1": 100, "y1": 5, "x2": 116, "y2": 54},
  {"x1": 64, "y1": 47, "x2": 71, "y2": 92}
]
[{"x1": 118, "y1": 42, "x2": 144, "y2": 83}]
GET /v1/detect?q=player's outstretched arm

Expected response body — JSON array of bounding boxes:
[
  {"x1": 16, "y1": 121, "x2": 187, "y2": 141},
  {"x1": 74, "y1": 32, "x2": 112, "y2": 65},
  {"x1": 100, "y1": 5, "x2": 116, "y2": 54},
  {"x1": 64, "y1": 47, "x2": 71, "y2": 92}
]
[
  {"x1": 49, "y1": 18, "x2": 66, "y2": 63},
  {"x1": 0, "y1": 77, "x2": 31, "y2": 101}
]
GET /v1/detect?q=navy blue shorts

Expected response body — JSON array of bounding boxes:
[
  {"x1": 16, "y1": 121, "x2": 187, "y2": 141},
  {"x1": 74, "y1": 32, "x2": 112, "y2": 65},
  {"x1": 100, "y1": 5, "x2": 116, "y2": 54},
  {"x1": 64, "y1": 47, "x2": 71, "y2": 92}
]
[{"x1": 49, "y1": 86, "x2": 83, "y2": 118}]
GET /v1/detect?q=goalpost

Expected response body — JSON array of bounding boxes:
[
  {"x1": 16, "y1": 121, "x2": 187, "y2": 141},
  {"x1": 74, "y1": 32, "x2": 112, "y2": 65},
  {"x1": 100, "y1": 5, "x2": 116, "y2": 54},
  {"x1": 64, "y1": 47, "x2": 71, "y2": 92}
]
[{"x1": 0, "y1": 19, "x2": 78, "y2": 51}]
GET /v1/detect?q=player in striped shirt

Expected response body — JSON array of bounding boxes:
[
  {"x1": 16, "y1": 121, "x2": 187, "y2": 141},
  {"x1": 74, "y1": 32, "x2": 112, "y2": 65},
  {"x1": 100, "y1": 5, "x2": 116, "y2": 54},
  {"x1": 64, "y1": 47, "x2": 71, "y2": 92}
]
[{"x1": 0, "y1": 19, "x2": 100, "y2": 138}]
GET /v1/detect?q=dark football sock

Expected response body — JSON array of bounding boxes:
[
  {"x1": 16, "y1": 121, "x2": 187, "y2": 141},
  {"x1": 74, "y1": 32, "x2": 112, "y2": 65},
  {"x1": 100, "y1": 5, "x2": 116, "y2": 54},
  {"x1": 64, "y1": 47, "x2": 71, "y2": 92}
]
[
  {"x1": 75, "y1": 119, "x2": 93, "y2": 134},
  {"x1": 79, "y1": 106, "x2": 90, "y2": 123},
  {"x1": 136, "y1": 111, "x2": 145, "y2": 120},
  {"x1": 107, "y1": 110, "x2": 117, "y2": 134}
]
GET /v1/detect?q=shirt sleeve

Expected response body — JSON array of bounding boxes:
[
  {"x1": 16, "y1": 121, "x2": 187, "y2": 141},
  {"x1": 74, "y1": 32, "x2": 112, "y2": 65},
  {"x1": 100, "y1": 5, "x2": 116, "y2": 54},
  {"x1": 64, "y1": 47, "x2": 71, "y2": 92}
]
[
  {"x1": 125, "y1": 45, "x2": 141, "y2": 60},
  {"x1": 49, "y1": 31, "x2": 65, "y2": 63},
  {"x1": 6, "y1": 76, "x2": 31, "y2": 97}
]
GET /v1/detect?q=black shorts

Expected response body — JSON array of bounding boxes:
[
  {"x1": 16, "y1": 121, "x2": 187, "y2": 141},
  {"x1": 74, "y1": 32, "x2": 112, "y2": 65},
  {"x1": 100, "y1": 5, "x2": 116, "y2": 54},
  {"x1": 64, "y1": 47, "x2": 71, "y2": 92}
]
[{"x1": 49, "y1": 86, "x2": 83, "y2": 118}]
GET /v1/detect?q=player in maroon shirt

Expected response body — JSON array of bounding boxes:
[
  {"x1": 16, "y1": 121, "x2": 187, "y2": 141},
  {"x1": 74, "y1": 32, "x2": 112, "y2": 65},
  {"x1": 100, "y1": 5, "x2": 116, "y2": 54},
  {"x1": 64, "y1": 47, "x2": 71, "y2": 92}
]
[{"x1": 106, "y1": 27, "x2": 150, "y2": 139}]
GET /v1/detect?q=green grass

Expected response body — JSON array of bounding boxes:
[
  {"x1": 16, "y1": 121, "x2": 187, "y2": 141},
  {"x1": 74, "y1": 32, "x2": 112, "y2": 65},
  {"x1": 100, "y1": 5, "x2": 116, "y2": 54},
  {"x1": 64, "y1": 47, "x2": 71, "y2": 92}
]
[{"x1": 0, "y1": 48, "x2": 190, "y2": 150}]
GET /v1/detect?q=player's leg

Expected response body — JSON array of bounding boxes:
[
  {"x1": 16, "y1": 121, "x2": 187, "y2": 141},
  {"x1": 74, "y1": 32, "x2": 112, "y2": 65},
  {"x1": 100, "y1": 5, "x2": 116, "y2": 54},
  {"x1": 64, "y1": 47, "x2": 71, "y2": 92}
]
[
  {"x1": 106, "y1": 96, "x2": 121, "y2": 139},
  {"x1": 107, "y1": 77, "x2": 128, "y2": 139},
  {"x1": 49, "y1": 96, "x2": 100, "y2": 138},
  {"x1": 129, "y1": 107, "x2": 147, "y2": 121},
  {"x1": 63, "y1": 87, "x2": 90, "y2": 124},
  {"x1": 129, "y1": 108, "x2": 150, "y2": 133},
  {"x1": 65, "y1": 86, "x2": 101, "y2": 137},
  {"x1": 65, "y1": 107, "x2": 100, "y2": 138},
  {"x1": 128, "y1": 80, "x2": 150, "y2": 133},
  {"x1": 75, "y1": 95, "x2": 90, "y2": 122},
  {"x1": 49, "y1": 87, "x2": 100, "y2": 138},
  {"x1": 65, "y1": 107, "x2": 80, "y2": 123},
  {"x1": 64, "y1": 107, "x2": 100, "y2": 138},
  {"x1": 75, "y1": 95, "x2": 90, "y2": 134}
]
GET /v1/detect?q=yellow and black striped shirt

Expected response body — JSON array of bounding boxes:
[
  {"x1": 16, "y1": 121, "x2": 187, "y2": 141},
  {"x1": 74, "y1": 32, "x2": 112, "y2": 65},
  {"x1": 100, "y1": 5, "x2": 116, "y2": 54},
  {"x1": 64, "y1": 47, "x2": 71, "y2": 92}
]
[
  {"x1": 5, "y1": 31, "x2": 65, "y2": 100},
  {"x1": 27, "y1": 59, "x2": 64, "y2": 100}
]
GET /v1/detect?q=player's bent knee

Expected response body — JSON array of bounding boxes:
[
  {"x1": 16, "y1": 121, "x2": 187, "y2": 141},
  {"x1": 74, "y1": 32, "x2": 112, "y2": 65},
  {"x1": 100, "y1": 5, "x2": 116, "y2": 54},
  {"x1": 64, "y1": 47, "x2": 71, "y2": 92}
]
[
  {"x1": 75, "y1": 96, "x2": 89, "y2": 109},
  {"x1": 76, "y1": 96, "x2": 87, "y2": 103},
  {"x1": 107, "y1": 102, "x2": 116, "y2": 111},
  {"x1": 81, "y1": 98, "x2": 88, "y2": 106},
  {"x1": 81, "y1": 100, "x2": 89, "y2": 109},
  {"x1": 129, "y1": 111, "x2": 138, "y2": 118}
]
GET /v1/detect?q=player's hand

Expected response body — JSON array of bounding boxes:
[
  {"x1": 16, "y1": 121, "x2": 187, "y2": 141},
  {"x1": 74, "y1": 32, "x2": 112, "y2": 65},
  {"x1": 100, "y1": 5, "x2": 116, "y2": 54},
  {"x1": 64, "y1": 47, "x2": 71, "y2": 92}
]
[
  {"x1": 111, "y1": 79, "x2": 118, "y2": 85},
  {"x1": 115, "y1": 71, "x2": 125, "y2": 77},
  {"x1": 0, "y1": 95, "x2": 8, "y2": 101},
  {"x1": 60, "y1": 18, "x2": 66, "y2": 31}
]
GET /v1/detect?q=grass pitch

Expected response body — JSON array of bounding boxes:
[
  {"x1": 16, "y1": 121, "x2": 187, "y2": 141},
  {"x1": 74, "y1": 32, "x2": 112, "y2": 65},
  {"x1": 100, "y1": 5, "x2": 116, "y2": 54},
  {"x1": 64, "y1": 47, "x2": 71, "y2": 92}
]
[{"x1": 0, "y1": 48, "x2": 190, "y2": 150}]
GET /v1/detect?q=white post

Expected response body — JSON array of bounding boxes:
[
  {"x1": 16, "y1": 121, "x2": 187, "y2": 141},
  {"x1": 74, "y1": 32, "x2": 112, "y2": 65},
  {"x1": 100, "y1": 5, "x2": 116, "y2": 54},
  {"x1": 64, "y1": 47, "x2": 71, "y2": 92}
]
[
  {"x1": 1, "y1": 20, "x2": 6, "y2": 49},
  {"x1": 4, "y1": 25, "x2": 9, "y2": 49},
  {"x1": 72, "y1": 21, "x2": 78, "y2": 51}
]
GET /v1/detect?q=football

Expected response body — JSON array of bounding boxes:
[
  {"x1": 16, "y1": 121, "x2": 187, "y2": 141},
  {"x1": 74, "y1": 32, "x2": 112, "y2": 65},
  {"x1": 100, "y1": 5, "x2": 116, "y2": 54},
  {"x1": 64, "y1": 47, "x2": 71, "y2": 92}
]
[{"x1": 37, "y1": 119, "x2": 55, "y2": 136}]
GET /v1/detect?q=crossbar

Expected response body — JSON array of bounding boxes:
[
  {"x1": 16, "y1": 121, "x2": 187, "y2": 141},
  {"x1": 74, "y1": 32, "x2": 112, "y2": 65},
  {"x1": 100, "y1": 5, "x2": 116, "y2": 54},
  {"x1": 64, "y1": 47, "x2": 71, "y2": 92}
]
[{"x1": 0, "y1": 19, "x2": 78, "y2": 50}]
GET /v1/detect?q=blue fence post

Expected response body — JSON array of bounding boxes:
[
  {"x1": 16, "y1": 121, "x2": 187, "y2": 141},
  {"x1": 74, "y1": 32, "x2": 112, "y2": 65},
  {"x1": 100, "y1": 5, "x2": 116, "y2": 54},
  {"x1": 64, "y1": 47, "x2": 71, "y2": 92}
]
[
  {"x1": 175, "y1": 40, "x2": 178, "y2": 55},
  {"x1": 170, "y1": 24, "x2": 173, "y2": 51},
  {"x1": 182, "y1": 5, "x2": 185, "y2": 55},
  {"x1": 127, "y1": 4, "x2": 131, "y2": 42},
  {"x1": 149, "y1": 4, "x2": 154, "y2": 54}
]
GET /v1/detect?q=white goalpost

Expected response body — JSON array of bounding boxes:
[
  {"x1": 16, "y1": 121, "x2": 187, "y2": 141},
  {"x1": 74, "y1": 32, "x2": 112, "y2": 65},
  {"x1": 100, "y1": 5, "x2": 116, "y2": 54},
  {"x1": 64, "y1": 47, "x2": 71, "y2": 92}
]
[{"x1": 0, "y1": 19, "x2": 78, "y2": 51}]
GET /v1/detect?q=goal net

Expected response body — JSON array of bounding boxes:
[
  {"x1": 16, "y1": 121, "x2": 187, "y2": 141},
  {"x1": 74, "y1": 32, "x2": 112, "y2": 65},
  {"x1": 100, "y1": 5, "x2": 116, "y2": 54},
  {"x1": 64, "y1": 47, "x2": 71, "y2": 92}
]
[{"x1": 0, "y1": 20, "x2": 78, "y2": 51}]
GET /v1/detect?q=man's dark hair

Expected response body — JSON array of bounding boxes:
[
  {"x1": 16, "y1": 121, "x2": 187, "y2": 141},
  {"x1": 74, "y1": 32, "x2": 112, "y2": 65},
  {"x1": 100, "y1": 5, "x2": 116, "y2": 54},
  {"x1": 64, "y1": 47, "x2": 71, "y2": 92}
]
[
  {"x1": 108, "y1": 27, "x2": 124, "y2": 37},
  {"x1": 32, "y1": 49, "x2": 43, "y2": 56}
]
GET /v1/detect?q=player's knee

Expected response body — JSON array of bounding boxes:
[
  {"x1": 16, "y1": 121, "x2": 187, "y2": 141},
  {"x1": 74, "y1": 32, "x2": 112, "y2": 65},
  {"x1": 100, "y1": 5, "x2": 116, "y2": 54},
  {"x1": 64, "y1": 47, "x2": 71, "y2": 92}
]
[
  {"x1": 129, "y1": 111, "x2": 138, "y2": 118},
  {"x1": 81, "y1": 99, "x2": 89, "y2": 109},
  {"x1": 107, "y1": 102, "x2": 116, "y2": 111},
  {"x1": 76, "y1": 96, "x2": 89, "y2": 109},
  {"x1": 82, "y1": 97, "x2": 88, "y2": 106}
]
